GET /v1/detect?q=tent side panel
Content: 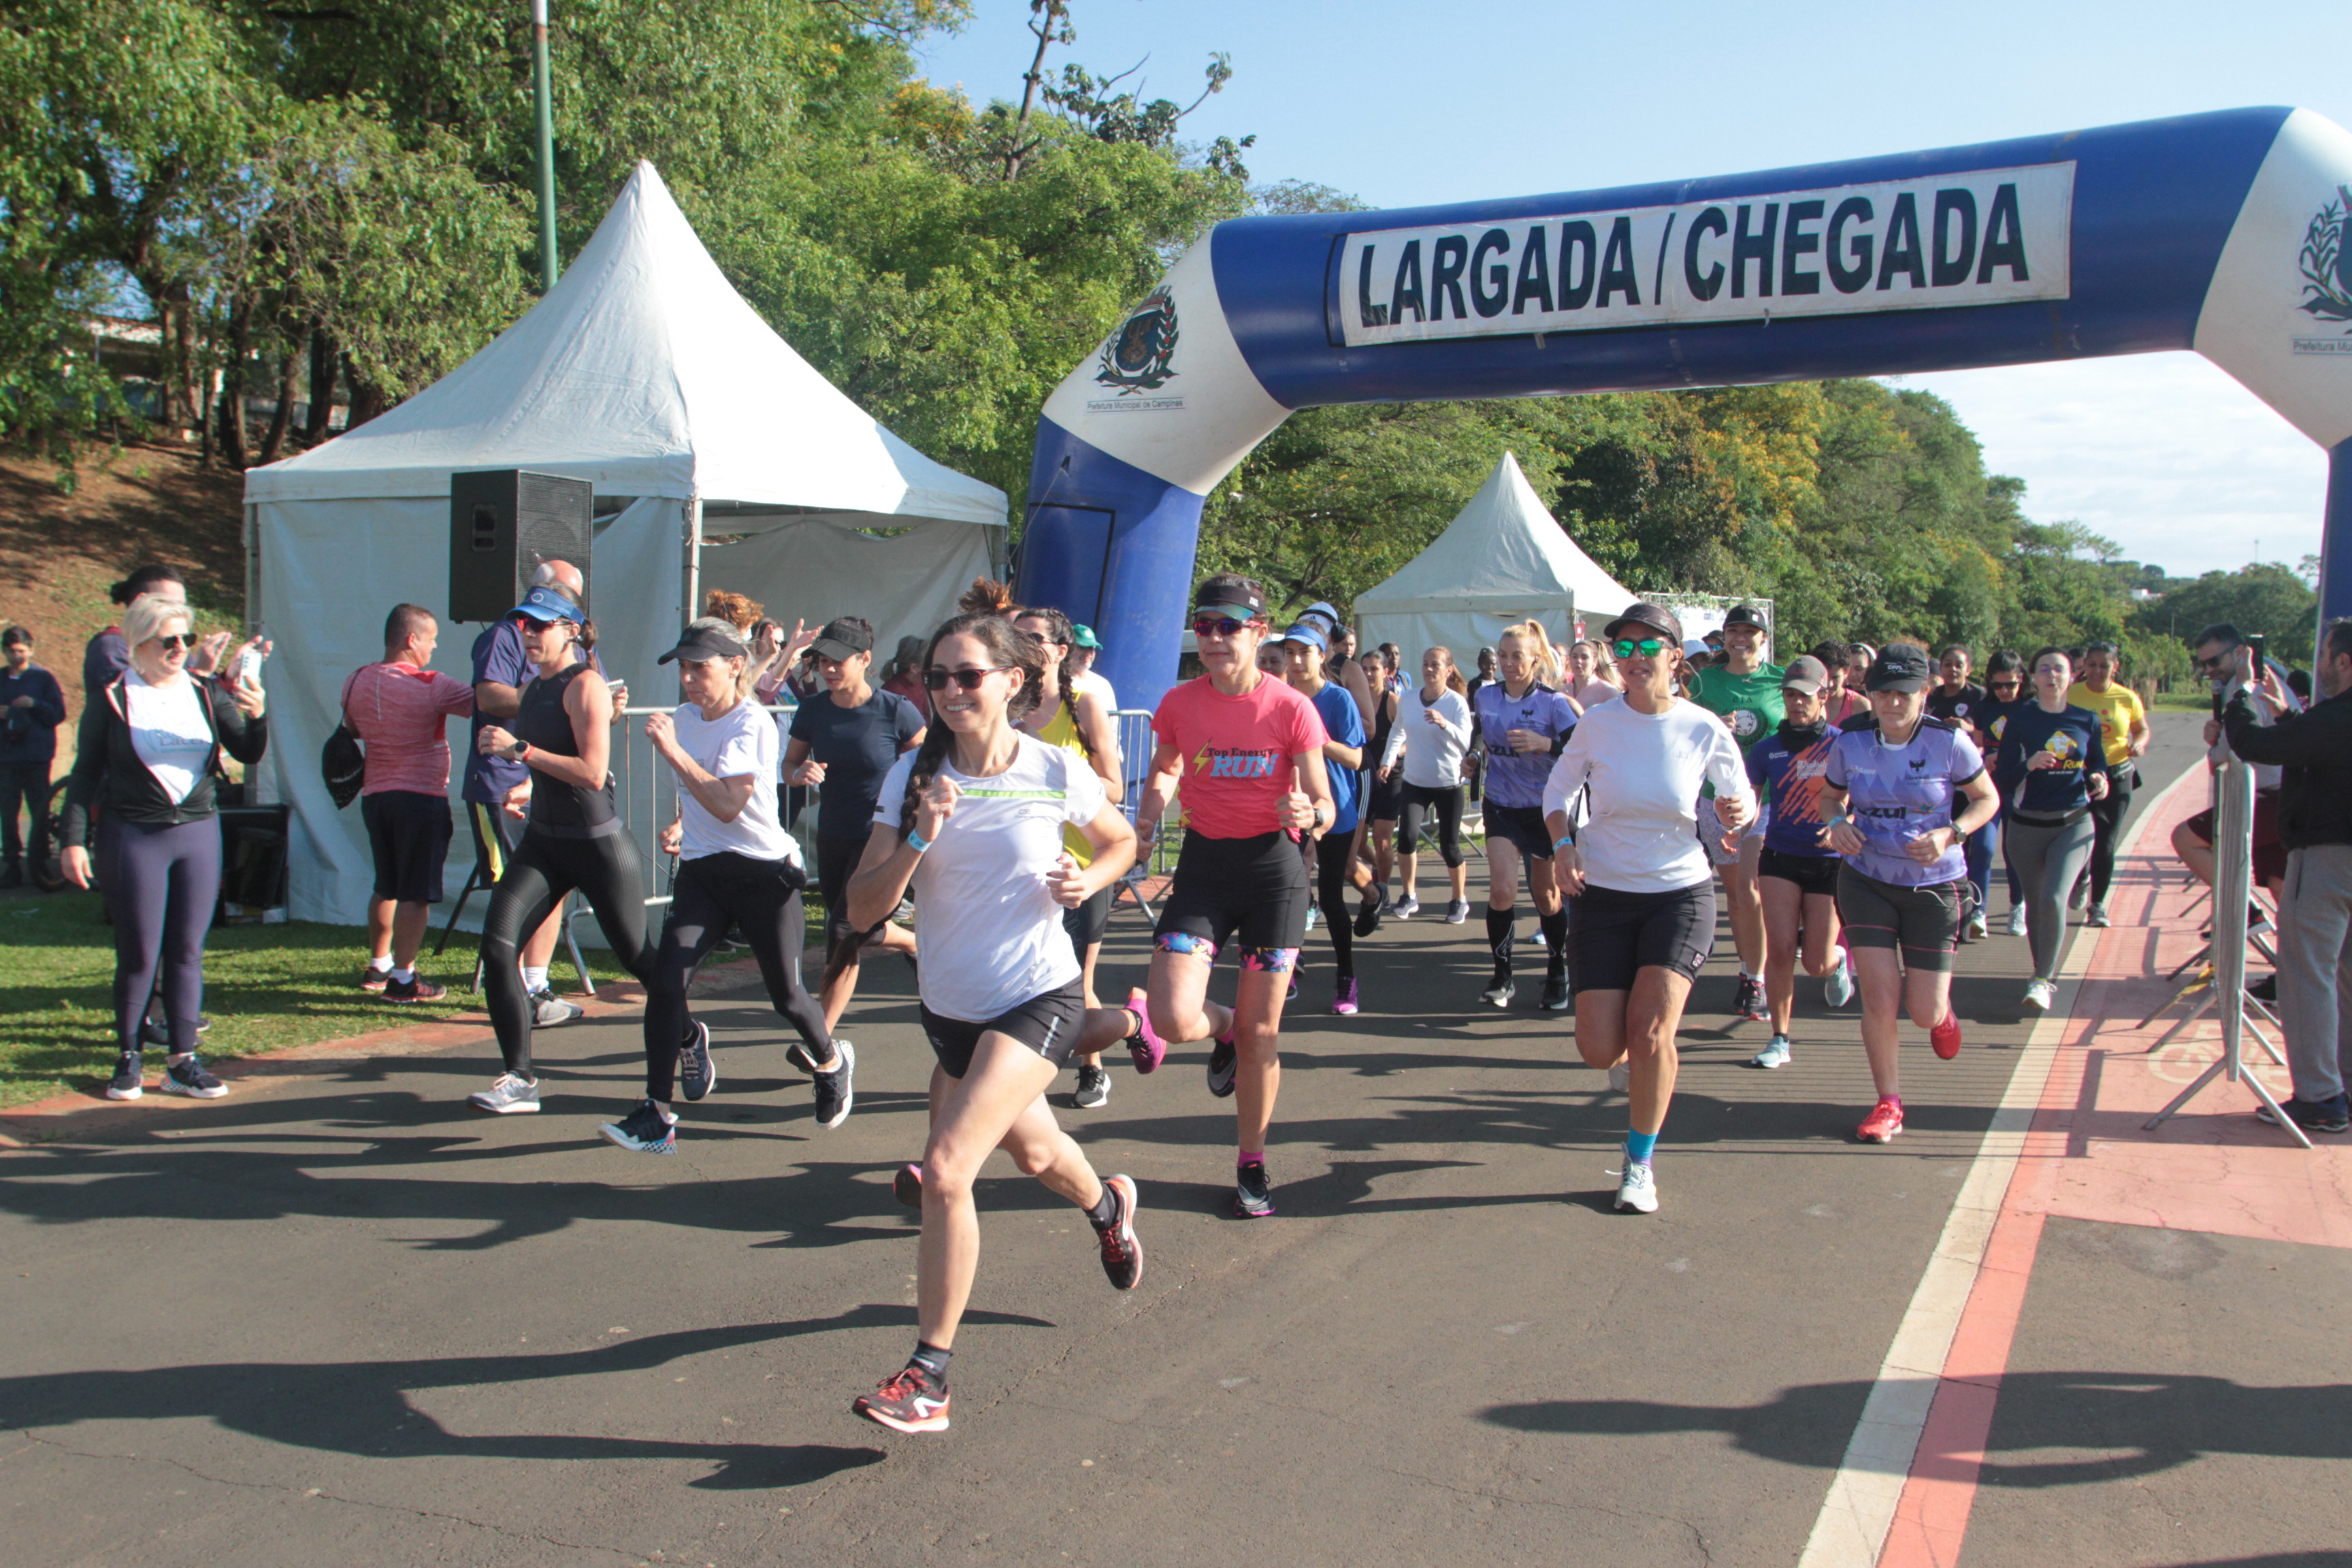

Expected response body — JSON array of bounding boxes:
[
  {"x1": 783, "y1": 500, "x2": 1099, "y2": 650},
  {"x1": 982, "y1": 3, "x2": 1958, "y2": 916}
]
[{"x1": 706, "y1": 518, "x2": 994, "y2": 666}]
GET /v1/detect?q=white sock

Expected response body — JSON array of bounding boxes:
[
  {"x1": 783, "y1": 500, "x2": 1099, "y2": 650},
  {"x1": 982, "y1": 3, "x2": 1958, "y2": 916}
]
[
  {"x1": 369, "y1": 954, "x2": 393, "y2": 973},
  {"x1": 523, "y1": 966, "x2": 549, "y2": 993},
  {"x1": 391, "y1": 966, "x2": 414, "y2": 985}
]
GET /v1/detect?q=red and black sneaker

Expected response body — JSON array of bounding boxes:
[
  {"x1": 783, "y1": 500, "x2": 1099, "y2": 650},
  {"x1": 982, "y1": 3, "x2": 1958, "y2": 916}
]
[
  {"x1": 1733, "y1": 974, "x2": 1769, "y2": 1023},
  {"x1": 893, "y1": 1162, "x2": 924, "y2": 1209},
  {"x1": 357, "y1": 964, "x2": 390, "y2": 994},
  {"x1": 854, "y1": 1364, "x2": 949, "y2": 1433},
  {"x1": 1095, "y1": 1174, "x2": 1142, "y2": 1290}
]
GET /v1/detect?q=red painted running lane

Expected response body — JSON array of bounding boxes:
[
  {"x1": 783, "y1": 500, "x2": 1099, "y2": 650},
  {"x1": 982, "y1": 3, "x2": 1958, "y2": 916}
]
[{"x1": 1879, "y1": 774, "x2": 2352, "y2": 1568}]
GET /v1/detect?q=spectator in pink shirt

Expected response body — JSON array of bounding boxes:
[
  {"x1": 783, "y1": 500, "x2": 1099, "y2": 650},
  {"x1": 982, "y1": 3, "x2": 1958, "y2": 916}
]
[{"x1": 344, "y1": 604, "x2": 478, "y2": 1002}]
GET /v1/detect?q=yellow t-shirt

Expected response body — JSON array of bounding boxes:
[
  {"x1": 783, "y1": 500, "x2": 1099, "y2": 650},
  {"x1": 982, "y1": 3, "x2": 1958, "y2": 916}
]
[
  {"x1": 2069, "y1": 680, "x2": 2145, "y2": 767},
  {"x1": 1035, "y1": 700, "x2": 1099, "y2": 867}
]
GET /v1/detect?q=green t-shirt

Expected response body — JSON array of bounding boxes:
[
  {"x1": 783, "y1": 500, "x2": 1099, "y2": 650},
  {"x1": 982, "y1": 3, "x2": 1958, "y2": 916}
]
[{"x1": 1688, "y1": 661, "x2": 1786, "y2": 749}]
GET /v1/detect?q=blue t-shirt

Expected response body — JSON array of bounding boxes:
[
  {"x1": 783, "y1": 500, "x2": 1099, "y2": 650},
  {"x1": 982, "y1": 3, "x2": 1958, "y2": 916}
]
[
  {"x1": 789, "y1": 685, "x2": 924, "y2": 841},
  {"x1": 463, "y1": 617, "x2": 604, "y2": 804},
  {"x1": 1746, "y1": 721, "x2": 1840, "y2": 858},
  {"x1": 1311, "y1": 680, "x2": 1366, "y2": 834},
  {"x1": 1823, "y1": 718, "x2": 1985, "y2": 887},
  {"x1": 1992, "y1": 703, "x2": 2110, "y2": 819},
  {"x1": 1474, "y1": 681, "x2": 1579, "y2": 809}
]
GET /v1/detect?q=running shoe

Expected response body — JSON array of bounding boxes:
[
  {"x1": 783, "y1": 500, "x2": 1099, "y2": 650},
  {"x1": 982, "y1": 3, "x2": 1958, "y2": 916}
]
[
  {"x1": 1072, "y1": 1063, "x2": 1111, "y2": 1109},
  {"x1": 2023, "y1": 978, "x2": 2056, "y2": 1012},
  {"x1": 1607, "y1": 1059, "x2": 1631, "y2": 1094},
  {"x1": 2249, "y1": 973, "x2": 2279, "y2": 1003},
  {"x1": 1234, "y1": 1160, "x2": 1275, "y2": 1219},
  {"x1": 1733, "y1": 973, "x2": 1769, "y2": 1022},
  {"x1": 2253, "y1": 1094, "x2": 2351, "y2": 1134},
  {"x1": 530, "y1": 989, "x2": 585, "y2": 1028},
  {"x1": 382, "y1": 974, "x2": 447, "y2": 1004},
  {"x1": 1825, "y1": 951, "x2": 1855, "y2": 1008},
  {"x1": 1612, "y1": 1161, "x2": 1659, "y2": 1214},
  {"x1": 1963, "y1": 911, "x2": 1989, "y2": 943},
  {"x1": 1480, "y1": 969, "x2": 1516, "y2": 1009},
  {"x1": 2067, "y1": 879, "x2": 2087, "y2": 912},
  {"x1": 1392, "y1": 893, "x2": 1421, "y2": 920},
  {"x1": 854, "y1": 1365, "x2": 950, "y2": 1433},
  {"x1": 1857, "y1": 1097, "x2": 1904, "y2": 1143},
  {"x1": 1124, "y1": 990, "x2": 1166, "y2": 1075},
  {"x1": 358, "y1": 964, "x2": 391, "y2": 994},
  {"x1": 1096, "y1": 1174, "x2": 1143, "y2": 1287},
  {"x1": 679, "y1": 1020, "x2": 716, "y2": 1102},
  {"x1": 1930, "y1": 1010, "x2": 1963, "y2": 1060},
  {"x1": 140, "y1": 1013, "x2": 211, "y2": 1047},
  {"x1": 1539, "y1": 971, "x2": 1571, "y2": 1012},
  {"x1": 1748, "y1": 1035, "x2": 1793, "y2": 1070},
  {"x1": 2005, "y1": 904, "x2": 2028, "y2": 938},
  {"x1": 894, "y1": 1162, "x2": 924, "y2": 1209},
  {"x1": 2086, "y1": 902, "x2": 2111, "y2": 928},
  {"x1": 811, "y1": 1040, "x2": 856, "y2": 1130},
  {"x1": 787, "y1": 1036, "x2": 823, "y2": 1075},
  {"x1": 161, "y1": 1054, "x2": 227, "y2": 1099},
  {"x1": 468, "y1": 1071, "x2": 541, "y2": 1114},
  {"x1": 1206, "y1": 1032, "x2": 1239, "y2": 1098},
  {"x1": 599, "y1": 1098, "x2": 677, "y2": 1153},
  {"x1": 1353, "y1": 898, "x2": 1382, "y2": 938},
  {"x1": 1331, "y1": 977, "x2": 1360, "y2": 1016},
  {"x1": 1286, "y1": 971, "x2": 1298, "y2": 1002},
  {"x1": 1304, "y1": 902, "x2": 1320, "y2": 931},
  {"x1": 1443, "y1": 898, "x2": 1469, "y2": 924},
  {"x1": 105, "y1": 1050, "x2": 143, "y2": 1101}
]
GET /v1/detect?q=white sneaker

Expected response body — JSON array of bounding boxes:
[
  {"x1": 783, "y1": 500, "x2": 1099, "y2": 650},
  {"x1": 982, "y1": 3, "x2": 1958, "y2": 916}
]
[
  {"x1": 1965, "y1": 912, "x2": 1989, "y2": 942},
  {"x1": 2006, "y1": 904, "x2": 2028, "y2": 938},
  {"x1": 1748, "y1": 1036, "x2": 1793, "y2": 1069},
  {"x1": 1612, "y1": 1161, "x2": 1659, "y2": 1214},
  {"x1": 1607, "y1": 1059, "x2": 1631, "y2": 1094},
  {"x1": 468, "y1": 1071, "x2": 541, "y2": 1113},
  {"x1": 2023, "y1": 978, "x2": 2056, "y2": 1012},
  {"x1": 532, "y1": 990, "x2": 585, "y2": 1028},
  {"x1": 2085, "y1": 902, "x2": 2110, "y2": 928},
  {"x1": 1825, "y1": 951, "x2": 1855, "y2": 1008}
]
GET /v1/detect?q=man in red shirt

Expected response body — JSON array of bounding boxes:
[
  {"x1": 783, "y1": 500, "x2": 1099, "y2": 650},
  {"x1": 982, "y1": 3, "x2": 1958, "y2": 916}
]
[{"x1": 345, "y1": 604, "x2": 479, "y2": 1001}]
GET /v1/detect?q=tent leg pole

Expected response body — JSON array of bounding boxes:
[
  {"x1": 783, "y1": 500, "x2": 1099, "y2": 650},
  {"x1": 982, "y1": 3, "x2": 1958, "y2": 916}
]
[{"x1": 683, "y1": 493, "x2": 702, "y2": 631}]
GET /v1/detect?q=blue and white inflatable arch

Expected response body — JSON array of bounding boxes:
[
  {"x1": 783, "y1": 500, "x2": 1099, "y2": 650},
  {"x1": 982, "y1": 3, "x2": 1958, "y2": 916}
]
[{"x1": 1015, "y1": 105, "x2": 2352, "y2": 706}]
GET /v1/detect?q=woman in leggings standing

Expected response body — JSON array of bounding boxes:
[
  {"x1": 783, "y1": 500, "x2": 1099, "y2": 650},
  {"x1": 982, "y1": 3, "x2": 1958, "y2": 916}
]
[
  {"x1": 1995, "y1": 647, "x2": 2112, "y2": 1012},
  {"x1": 61, "y1": 593, "x2": 267, "y2": 1101},
  {"x1": 1819, "y1": 644, "x2": 2000, "y2": 1143},
  {"x1": 1543, "y1": 602, "x2": 1753, "y2": 1214},
  {"x1": 1136, "y1": 574, "x2": 1334, "y2": 1220},
  {"x1": 468, "y1": 589, "x2": 651, "y2": 1114},
  {"x1": 1380, "y1": 645, "x2": 1472, "y2": 923},
  {"x1": 2069, "y1": 641, "x2": 2149, "y2": 928},
  {"x1": 1359, "y1": 649, "x2": 1403, "y2": 910},
  {"x1": 845, "y1": 610, "x2": 1143, "y2": 1434},
  {"x1": 600, "y1": 619, "x2": 854, "y2": 1152},
  {"x1": 1281, "y1": 622, "x2": 1374, "y2": 1013}
]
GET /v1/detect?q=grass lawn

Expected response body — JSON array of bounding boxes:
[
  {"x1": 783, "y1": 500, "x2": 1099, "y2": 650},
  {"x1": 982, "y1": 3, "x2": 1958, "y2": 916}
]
[{"x1": 0, "y1": 891, "x2": 633, "y2": 1110}]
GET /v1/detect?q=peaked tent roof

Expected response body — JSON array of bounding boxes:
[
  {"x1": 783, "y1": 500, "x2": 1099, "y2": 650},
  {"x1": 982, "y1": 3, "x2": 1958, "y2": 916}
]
[
  {"x1": 244, "y1": 162, "x2": 1005, "y2": 526},
  {"x1": 1354, "y1": 451, "x2": 1633, "y2": 617}
]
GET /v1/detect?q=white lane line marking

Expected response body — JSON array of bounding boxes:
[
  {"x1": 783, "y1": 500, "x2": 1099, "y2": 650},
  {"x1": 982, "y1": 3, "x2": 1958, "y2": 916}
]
[{"x1": 1793, "y1": 757, "x2": 2202, "y2": 1568}]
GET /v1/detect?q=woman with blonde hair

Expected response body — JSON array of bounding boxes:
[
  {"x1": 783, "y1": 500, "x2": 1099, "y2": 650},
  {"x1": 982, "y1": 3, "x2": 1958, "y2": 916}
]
[{"x1": 1471, "y1": 621, "x2": 1580, "y2": 1009}]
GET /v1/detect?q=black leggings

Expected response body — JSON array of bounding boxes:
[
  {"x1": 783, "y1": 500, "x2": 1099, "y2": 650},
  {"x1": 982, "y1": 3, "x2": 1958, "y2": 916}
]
[
  {"x1": 99, "y1": 815, "x2": 220, "y2": 1054},
  {"x1": 2086, "y1": 768, "x2": 2134, "y2": 903},
  {"x1": 483, "y1": 826, "x2": 651, "y2": 1075},
  {"x1": 1314, "y1": 831, "x2": 1357, "y2": 979},
  {"x1": 642, "y1": 851, "x2": 833, "y2": 1100},
  {"x1": 1397, "y1": 781, "x2": 1465, "y2": 868}
]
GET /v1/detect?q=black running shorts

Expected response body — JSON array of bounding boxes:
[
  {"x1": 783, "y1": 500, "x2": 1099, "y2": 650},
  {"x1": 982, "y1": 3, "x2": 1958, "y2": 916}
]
[
  {"x1": 1062, "y1": 880, "x2": 1113, "y2": 951},
  {"x1": 1567, "y1": 879, "x2": 1716, "y2": 994},
  {"x1": 363, "y1": 789, "x2": 455, "y2": 904},
  {"x1": 920, "y1": 979, "x2": 1086, "y2": 1079},
  {"x1": 1835, "y1": 865, "x2": 1967, "y2": 973},
  {"x1": 1759, "y1": 847, "x2": 1840, "y2": 898},
  {"x1": 815, "y1": 829, "x2": 872, "y2": 947},
  {"x1": 1484, "y1": 802, "x2": 1554, "y2": 861},
  {"x1": 1154, "y1": 829, "x2": 1309, "y2": 958}
]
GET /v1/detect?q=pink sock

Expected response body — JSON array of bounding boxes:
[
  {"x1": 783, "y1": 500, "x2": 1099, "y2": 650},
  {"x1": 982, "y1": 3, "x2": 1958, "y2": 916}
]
[{"x1": 1238, "y1": 1149, "x2": 1264, "y2": 1168}]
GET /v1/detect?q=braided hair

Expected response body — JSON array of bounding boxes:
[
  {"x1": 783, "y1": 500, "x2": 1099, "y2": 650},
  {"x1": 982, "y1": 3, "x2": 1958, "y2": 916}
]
[
  {"x1": 1011, "y1": 602, "x2": 1097, "y2": 761},
  {"x1": 892, "y1": 610, "x2": 1049, "y2": 843}
]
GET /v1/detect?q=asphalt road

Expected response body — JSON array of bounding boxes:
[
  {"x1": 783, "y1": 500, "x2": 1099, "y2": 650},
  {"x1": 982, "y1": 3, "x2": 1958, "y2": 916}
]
[{"x1": 8, "y1": 711, "x2": 2308, "y2": 1568}]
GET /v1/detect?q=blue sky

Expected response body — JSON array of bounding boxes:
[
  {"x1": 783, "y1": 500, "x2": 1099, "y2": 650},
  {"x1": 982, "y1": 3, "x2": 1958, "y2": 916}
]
[{"x1": 915, "y1": 1, "x2": 2351, "y2": 578}]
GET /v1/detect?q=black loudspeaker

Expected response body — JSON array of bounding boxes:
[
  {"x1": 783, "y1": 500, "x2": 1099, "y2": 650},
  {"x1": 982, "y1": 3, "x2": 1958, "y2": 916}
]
[{"x1": 448, "y1": 469, "x2": 594, "y2": 623}]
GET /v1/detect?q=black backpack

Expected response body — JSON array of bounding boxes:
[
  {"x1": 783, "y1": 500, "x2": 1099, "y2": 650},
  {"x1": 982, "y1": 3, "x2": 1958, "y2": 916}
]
[{"x1": 323, "y1": 671, "x2": 365, "y2": 808}]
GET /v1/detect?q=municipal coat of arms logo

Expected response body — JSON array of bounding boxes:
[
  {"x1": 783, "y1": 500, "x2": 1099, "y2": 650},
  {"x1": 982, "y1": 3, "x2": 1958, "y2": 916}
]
[
  {"x1": 1095, "y1": 287, "x2": 1179, "y2": 395},
  {"x1": 2297, "y1": 186, "x2": 2352, "y2": 325}
]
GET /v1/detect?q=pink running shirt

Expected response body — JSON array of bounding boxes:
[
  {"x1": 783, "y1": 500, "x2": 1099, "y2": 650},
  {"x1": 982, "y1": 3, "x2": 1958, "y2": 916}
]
[
  {"x1": 345, "y1": 660, "x2": 479, "y2": 797},
  {"x1": 1151, "y1": 672, "x2": 1327, "y2": 840}
]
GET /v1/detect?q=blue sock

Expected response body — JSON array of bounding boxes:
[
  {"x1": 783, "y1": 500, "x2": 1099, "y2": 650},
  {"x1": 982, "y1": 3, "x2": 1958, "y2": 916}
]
[{"x1": 1624, "y1": 1130, "x2": 1659, "y2": 1166}]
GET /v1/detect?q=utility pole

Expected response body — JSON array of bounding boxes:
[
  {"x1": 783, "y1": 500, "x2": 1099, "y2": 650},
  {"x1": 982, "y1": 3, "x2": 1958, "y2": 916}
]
[{"x1": 532, "y1": 0, "x2": 559, "y2": 292}]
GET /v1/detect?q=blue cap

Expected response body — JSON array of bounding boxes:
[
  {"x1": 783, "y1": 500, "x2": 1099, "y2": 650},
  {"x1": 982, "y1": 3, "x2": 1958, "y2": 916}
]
[
  {"x1": 511, "y1": 586, "x2": 583, "y2": 623},
  {"x1": 1278, "y1": 623, "x2": 1327, "y2": 650}
]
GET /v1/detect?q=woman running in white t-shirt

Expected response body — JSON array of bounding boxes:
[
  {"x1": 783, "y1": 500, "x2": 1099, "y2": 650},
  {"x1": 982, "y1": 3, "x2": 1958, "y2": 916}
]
[
  {"x1": 1379, "y1": 645, "x2": 1473, "y2": 921},
  {"x1": 843, "y1": 610, "x2": 1144, "y2": 1435}
]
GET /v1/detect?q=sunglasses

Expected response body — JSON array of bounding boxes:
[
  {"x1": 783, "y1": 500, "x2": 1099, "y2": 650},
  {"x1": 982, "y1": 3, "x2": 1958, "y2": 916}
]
[
  {"x1": 1192, "y1": 615, "x2": 1257, "y2": 639},
  {"x1": 923, "y1": 666, "x2": 1013, "y2": 691},
  {"x1": 155, "y1": 633, "x2": 193, "y2": 652},
  {"x1": 1612, "y1": 637, "x2": 1667, "y2": 659}
]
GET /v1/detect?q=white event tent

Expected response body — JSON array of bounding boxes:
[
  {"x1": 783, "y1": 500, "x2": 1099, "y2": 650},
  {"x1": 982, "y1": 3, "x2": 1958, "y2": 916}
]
[
  {"x1": 244, "y1": 160, "x2": 1007, "y2": 924},
  {"x1": 1353, "y1": 452, "x2": 1633, "y2": 663}
]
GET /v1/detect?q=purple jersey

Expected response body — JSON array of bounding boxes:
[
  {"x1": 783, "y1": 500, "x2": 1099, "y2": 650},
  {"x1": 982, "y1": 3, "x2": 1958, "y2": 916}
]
[
  {"x1": 1474, "y1": 681, "x2": 1578, "y2": 809},
  {"x1": 1824, "y1": 719, "x2": 1984, "y2": 887}
]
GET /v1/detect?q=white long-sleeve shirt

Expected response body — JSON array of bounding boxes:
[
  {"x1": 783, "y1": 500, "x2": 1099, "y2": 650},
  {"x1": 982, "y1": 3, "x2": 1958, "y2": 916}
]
[
  {"x1": 1541, "y1": 696, "x2": 1752, "y2": 894},
  {"x1": 1382, "y1": 686, "x2": 1472, "y2": 788}
]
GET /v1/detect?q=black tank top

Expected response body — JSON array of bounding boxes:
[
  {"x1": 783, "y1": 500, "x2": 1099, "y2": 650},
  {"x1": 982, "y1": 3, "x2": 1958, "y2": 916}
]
[
  {"x1": 1367, "y1": 688, "x2": 1396, "y2": 771},
  {"x1": 517, "y1": 661, "x2": 617, "y2": 836}
]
